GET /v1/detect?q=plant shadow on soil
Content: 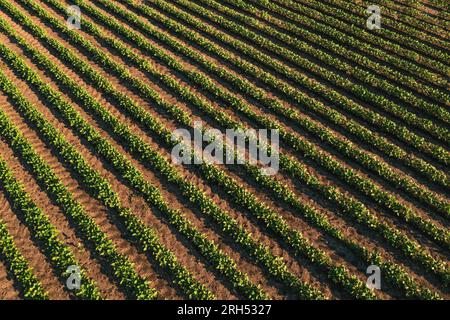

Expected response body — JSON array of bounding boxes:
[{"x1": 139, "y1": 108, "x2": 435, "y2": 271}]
[{"x1": 7, "y1": 1, "x2": 450, "y2": 298}]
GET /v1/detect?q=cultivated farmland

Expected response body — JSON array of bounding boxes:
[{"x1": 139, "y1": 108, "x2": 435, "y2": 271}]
[{"x1": 0, "y1": 0, "x2": 448, "y2": 300}]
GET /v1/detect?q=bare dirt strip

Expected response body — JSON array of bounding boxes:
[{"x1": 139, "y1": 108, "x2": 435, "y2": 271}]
[{"x1": 0, "y1": 0, "x2": 447, "y2": 299}]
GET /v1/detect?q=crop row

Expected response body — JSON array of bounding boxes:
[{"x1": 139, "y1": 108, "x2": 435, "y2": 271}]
[
  {"x1": 18, "y1": 0, "x2": 450, "y2": 279},
  {"x1": 407, "y1": 2, "x2": 450, "y2": 22},
  {"x1": 257, "y1": 0, "x2": 449, "y2": 87},
  {"x1": 0, "y1": 34, "x2": 247, "y2": 301},
  {"x1": 0, "y1": 16, "x2": 330, "y2": 300},
  {"x1": 0, "y1": 69, "x2": 161, "y2": 300},
  {"x1": 395, "y1": 0, "x2": 450, "y2": 21},
  {"x1": 72, "y1": 0, "x2": 450, "y2": 280},
  {"x1": 96, "y1": 0, "x2": 450, "y2": 192},
  {"x1": 132, "y1": 0, "x2": 449, "y2": 164},
  {"x1": 1, "y1": 3, "x2": 386, "y2": 299},
  {"x1": 0, "y1": 107, "x2": 104, "y2": 299},
  {"x1": 71, "y1": 0, "x2": 450, "y2": 238},
  {"x1": 217, "y1": 0, "x2": 449, "y2": 108},
  {"x1": 355, "y1": 0, "x2": 449, "y2": 38},
  {"x1": 417, "y1": 0, "x2": 450, "y2": 17},
  {"x1": 424, "y1": 0, "x2": 450, "y2": 9},
  {"x1": 10, "y1": 0, "x2": 450, "y2": 291},
  {"x1": 318, "y1": 0, "x2": 449, "y2": 50},
  {"x1": 244, "y1": 0, "x2": 448, "y2": 87},
  {"x1": 0, "y1": 212, "x2": 47, "y2": 299},
  {"x1": 274, "y1": 0, "x2": 450, "y2": 67},
  {"x1": 161, "y1": 0, "x2": 450, "y2": 142},
  {"x1": 0, "y1": 15, "x2": 324, "y2": 300},
  {"x1": 376, "y1": 0, "x2": 450, "y2": 28},
  {"x1": 365, "y1": 0, "x2": 450, "y2": 37}
]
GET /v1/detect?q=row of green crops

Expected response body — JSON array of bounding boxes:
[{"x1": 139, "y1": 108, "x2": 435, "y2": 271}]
[
  {"x1": 272, "y1": 0, "x2": 450, "y2": 68},
  {"x1": 0, "y1": 17, "x2": 312, "y2": 301},
  {"x1": 2, "y1": 0, "x2": 446, "y2": 296},
  {"x1": 0, "y1": 111, "x2": 104, "y2": 299},
  {"x1": 361, "y1": 0, "x2": 449, "y2": 38},
  {"x1": 7, "y1": 0, "x2": 448, "y2": 285},
  {"x1": 416, "y1": 0, "x2": 450, "y2": 20},
  {"x1": 91, "y1": 0, "x2": 449, "y2": 194},
  {"x1": 371, "y1": 0, "x2": 449, "y2": 28},
  {"x1": 5, "y1": 0, "x2": 448, "y2": 298},
  {"x1": 247, "y1": 0, "x2": 448, "y2": 86},
  {"x1": 215, "y1": 0, "x2": 449, "y2": 108},
  {"x1": 159, "y1": 0, "x2": 449, "y2": 141},
  {"x1": 423, "y1": 0, "x2": 450, "y2": 10},
  {"x1": 0, "y1": 4, "x2": 378, "y2": 299},
  {"x1": 319, "y1": 0, "x2": 450, "y2": 51},
  {"x1": 0, "y1": 214, "x2": 47, "y2": 299},
  {"x1": 61, "y1": 0, "x2": 450, "y2": 243},
  {"x1": 131, "y1": 0, "x2": 449, "y2": 164},
  {"x1": 0, "y1": 73, "x2": 158, "y2": 300}
]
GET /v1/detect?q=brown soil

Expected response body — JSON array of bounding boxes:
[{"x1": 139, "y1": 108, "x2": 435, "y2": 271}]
[
  {"x1": 0, "y1": 155, "x2": 70, "y2": 300},
  {"x1": 0, "y1": 0, "x2": 447, "y2": 300},
  {"x1": 0, "y1": 260, "x2": 20, "y2": 300},
  {"x1": 100, "y1": 0, "x2": 449, "y2": 259}
]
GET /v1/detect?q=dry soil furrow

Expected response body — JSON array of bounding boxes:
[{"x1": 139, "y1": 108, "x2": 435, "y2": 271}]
[
  {"x1": 0, "y1": 138, "x2": 70, "y2": 299},
  {"x1": 0, "y1": 35, "x2": 184, "y2": 300},
  {"x1": 22, "y1": 0, "x2": 343, "y2": 299},
  {"x1": 51, "y1": 0, "x2": 448, "y2": 292},
  {"x1": 0, "y1": 256, "x2": 21, "y2": 300},
  {"x1": 76, "y1": 2, "x2": 450, "y2": 259},
  {"x1": 2, "y1": 2, "x2": 248, "y2": 299},
  {"x1": 88, "y1": 0, "x2": 450, "y2": 200}
]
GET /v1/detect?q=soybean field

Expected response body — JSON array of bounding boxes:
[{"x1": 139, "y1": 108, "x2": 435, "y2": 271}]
[{"x1": 0, "y1": 0, "x2": 448, "y2": 300}]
